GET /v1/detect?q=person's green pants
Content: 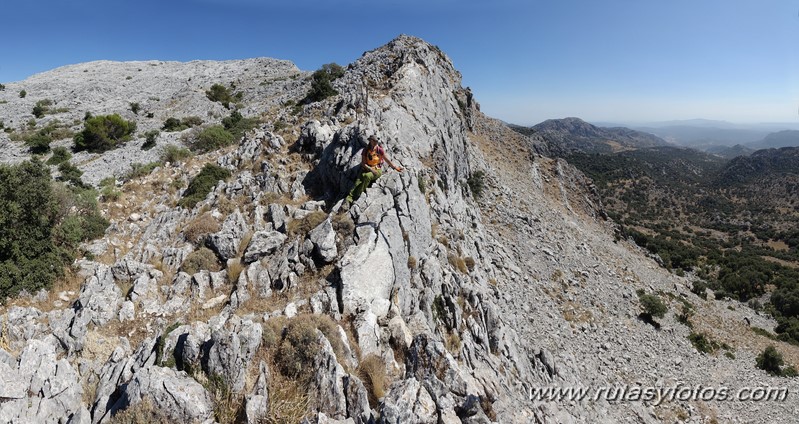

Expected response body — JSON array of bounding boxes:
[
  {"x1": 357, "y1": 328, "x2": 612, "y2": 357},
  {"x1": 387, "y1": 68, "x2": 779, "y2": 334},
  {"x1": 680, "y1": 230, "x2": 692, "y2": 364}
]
[{"x1": 346, "y1": 169, "x2": 382, "y2": 203}]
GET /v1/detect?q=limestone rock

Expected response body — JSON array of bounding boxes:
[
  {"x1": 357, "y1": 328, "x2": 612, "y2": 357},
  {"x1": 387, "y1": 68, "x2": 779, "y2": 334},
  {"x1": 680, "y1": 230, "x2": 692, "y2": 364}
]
[
  {"x1": 309, "y1": 218, "x2": 338, "y2": 263},
  {"x1": 243, "y1": 230, "x2": 287, "y2": 264},
  {"x1": 108, "y1": 366, "x2": 214, "y2": 423}
]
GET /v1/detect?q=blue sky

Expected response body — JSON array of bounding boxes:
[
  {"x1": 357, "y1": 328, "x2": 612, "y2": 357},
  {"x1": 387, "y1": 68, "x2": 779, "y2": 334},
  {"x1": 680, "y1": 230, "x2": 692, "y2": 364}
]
[{"x1": 1, "y1": 0, "x2": 797, "y2": 125}]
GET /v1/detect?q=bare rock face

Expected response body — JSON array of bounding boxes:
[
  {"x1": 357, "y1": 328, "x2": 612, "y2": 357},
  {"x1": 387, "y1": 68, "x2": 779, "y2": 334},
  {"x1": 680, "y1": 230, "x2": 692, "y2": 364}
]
[
  {"x1": 209, "y1": 209, "x2": 250, "y2": 261},
  {"x1": 0, "y1": 338, "x2": 85, "y2": 423},
  {"x1": 108, "y1": 366, "x2": 215, "y2": 423}
]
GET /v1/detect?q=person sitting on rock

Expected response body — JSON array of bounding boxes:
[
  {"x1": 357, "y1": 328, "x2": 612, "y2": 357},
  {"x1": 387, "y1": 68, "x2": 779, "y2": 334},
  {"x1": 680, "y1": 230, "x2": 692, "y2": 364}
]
[{"x1": 345, "y1": 135, "x2": 403, "y2": 207}]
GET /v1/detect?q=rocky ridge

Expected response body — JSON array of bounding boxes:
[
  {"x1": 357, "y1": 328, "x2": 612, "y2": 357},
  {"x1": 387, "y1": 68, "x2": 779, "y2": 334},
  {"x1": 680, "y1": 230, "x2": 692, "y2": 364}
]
[
  {"x1": 531, "y1": 117, "x2": 669, "y2": 155},
  {"x1": 0, "y1": 35, "x2": 797, "y2": 424}
]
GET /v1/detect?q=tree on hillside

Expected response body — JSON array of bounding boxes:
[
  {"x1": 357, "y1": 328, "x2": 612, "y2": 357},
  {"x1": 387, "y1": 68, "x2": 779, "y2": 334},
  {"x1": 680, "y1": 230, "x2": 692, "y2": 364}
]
[{"x1": 73, "y1": 114, "x2": 136, "y2": 153}]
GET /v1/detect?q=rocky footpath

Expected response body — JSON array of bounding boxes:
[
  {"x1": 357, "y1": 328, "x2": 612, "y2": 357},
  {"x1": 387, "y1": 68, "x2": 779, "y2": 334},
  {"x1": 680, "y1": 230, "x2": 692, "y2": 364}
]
[{"x1": 1, "y1": 35, "x2": 798, "y2": 424}]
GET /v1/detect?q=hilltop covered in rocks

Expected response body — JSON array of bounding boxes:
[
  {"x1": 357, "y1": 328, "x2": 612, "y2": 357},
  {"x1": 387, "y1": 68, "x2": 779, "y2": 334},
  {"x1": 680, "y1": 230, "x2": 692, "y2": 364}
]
[{"x1": 1, "y1": 35, "x2": 797, "y2": 424}]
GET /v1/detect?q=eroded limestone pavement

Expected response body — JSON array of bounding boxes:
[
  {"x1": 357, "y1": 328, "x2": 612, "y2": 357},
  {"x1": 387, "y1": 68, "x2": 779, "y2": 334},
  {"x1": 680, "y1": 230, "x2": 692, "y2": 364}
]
[{"x1": 1, "y1": 35, "x2": 797, "y2": 424}]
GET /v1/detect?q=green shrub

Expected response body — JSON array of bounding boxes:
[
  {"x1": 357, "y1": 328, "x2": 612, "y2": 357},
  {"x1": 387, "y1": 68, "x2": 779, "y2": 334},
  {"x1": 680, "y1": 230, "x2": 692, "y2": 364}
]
[
  {"x1": 74, "y1": 114, "x2": 137, "y2": 152},
  {"x1": 304, "y1": 64, "x2": 343, "y2": 103},
  {"x1": 182, "y1": 116, "x2": 204, "y2": 127},
  {"x1": 756, "y1": 345, "x2": 792, "y2": 376},
  {"x1": 180, "y1": 247, "x2": 221, "y2": 275},
  {"x1": 100, "y1": 185, "x2": 121, "y2": 202},
  {"x1": 161, "y1": 145, "x2": 192, "y2": 163},
  {"x1": 125, "y1": 162, "x2": 161, "y2": 180},
  {"x1": 19, "y1": 89, "x2": 26, "y2": 98},
  {"x1": 129, "y1": 102, "x2": 141, "y2": 115},
  {"x1": 638, "y1": 292, "x2": 667, "y2": 319},
  {"x1": 0, "y1": 160, "x2": 107, "y2": 298},
  {"x1": 46, "y1": 147, "x2": 72, "y2": 165},
  {"x1": 688, "y1": 332, "x2": 719, "y2": 354},
  {"x1": 142, "y1": 130, "x2": 159, "y2": 150},
  {"x1": 162, "y1": 117, "x2": 187, "y2": 132},
  {"x1": 162, "y1": 116, "x2": 203, "y2": 132},
  {"x1": 221, "y1": 110, "x2": 258, "y2": 140},
  {"x1": 32, "y1": 99, "x2": 53, "y2": 118},
  {"x1": 191, "y1": 125, "x2": 234, "y2": 153},
  {"x1": 58, "y1": 161, "x2": 85, "y2": 187},
  {"x1": 0, "y1": 83, "x2": 5, "y2": 91},
  {"x1": 467, "y1": 170, "x2": 486, "y2": 198},
  {"x1": 691, "y1": 280, "x2": 708, "y2": 300},
  {"x1": 26, "y1": 132, "x2": 52, "y2": 154},
  {"x1": 178, "y1": 164, "x2": 232, "y2": 209},
  {"x1": 205, "y1": 84, "x2": 241, "y2": 109}
]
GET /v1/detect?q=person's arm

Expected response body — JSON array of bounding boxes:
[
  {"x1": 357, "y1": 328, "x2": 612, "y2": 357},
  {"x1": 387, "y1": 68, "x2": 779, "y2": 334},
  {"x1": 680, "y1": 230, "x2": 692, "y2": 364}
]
[{"x1": 383, "y1": 152, "x2": 403, "y2": 172}]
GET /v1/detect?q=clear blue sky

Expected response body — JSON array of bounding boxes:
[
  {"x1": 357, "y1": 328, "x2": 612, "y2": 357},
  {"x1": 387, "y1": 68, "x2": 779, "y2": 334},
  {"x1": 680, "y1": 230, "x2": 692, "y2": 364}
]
[{"x1": 1, "y1": 0, "x2": 797, "y2": 125}]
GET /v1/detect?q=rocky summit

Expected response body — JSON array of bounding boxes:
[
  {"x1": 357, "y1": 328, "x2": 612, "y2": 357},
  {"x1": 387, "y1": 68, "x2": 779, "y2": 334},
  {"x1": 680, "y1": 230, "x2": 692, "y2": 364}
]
[{"x1": 1, "y1": 35, "x2": 797, "y2": 423}]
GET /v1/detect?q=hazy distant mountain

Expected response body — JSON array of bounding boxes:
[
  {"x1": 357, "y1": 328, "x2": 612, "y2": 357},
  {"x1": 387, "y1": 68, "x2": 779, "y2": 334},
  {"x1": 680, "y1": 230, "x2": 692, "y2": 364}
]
[
  {"x1": 632, "y1": 125, "x2": 769, "y2": 147},
  {"x1": 747, "y1": 130, "x2": 799, "y2": 150},
  {"x1": 528, "y1": 117, "x2": 669, "y2": 154},
  {"x1": 703, "y1": 144, "x2": 754, "y2": 159}
]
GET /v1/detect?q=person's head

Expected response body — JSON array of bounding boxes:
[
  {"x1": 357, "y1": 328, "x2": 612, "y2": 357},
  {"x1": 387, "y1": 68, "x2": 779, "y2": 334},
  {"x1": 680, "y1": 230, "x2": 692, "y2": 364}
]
[{"x1": 368, "y1": 135, "x2": 379, "y2": 149}]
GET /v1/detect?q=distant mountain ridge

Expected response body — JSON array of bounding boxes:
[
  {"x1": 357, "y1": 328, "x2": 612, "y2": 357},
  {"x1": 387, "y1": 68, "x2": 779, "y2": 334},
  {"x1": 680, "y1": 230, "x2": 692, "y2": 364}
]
[
  {"x1": 528, "y1": 117, "x2": 669, "y2": 154},
  {"x1": 718, "y1": 146, "x2": 799, "y2": 186},
  {"x1": 748, "y1": 130, "x2": 799, "y2": 150}
]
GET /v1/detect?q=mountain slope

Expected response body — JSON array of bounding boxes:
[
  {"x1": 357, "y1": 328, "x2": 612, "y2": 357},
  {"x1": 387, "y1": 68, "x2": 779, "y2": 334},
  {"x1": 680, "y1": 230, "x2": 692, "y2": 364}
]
[
  {"x1": 0, "y1": 35, "x2": 797, "y2": 424},
  {"x1": 748, "y1": 130, "x2": 799, "y2": 150},
  {"x1": 530, "y1": 117, "x2": 669, "y2": 154}
]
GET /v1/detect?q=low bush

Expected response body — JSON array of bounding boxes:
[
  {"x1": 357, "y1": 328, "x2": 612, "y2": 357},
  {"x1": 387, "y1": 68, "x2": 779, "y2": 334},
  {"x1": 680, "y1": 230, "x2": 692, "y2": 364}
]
[
  {"x1": 180, "y1": 247, "x2": 221, "y2": 275},
  {"x1": 221, "y1": 110, "x2": 258, "y2": 140},
  {"x1": 688, "y1": 332, "x2": 719, "y2": 354},
  {"x1": 32, "y1": 99, "x2": 53, "y2": 118},
  {"x1": 19, "y1": 89, "x2": 26, "y2": 98},
  {"x1": 160, "y1": 145, "x2": 192, "y2": 163},
  {"x1": 142, "y1": 130, "x2": 159, "y2": 150},
  {"x1": 74, "y1": 114, "x2": 137, "y2": 153},
  {"x1": 26, "y1": 132, "x2": 52, "y2": 154},
  {"x1": 178, "y1": 164, "x2": 232, "y2": 209},
  {"x1": 273, "y1": 314, "x2": 344, "y2": 381},
  {"x1": 206, "y1": 84, "x2": 242, "y2": 109},
  {"x1": 756, "y1": 345, "x2": 797, "y2": 376},
  {"x1": 191, "y1": 125, "x2": 234, "y2": 153},
  {"x1": 304, "y1": 63, "x2": 344, "y2": 103},
  {"x1": 125, "y1": 162, "x2": 161, "y2": 180},
  {"x1": 46, "y1": 146, "x2": 72, "y2": 165},
  {"x1": 183, "y1": 212, "x2": 220, "y2": 245},
  {"x1": 287, "y1": 211, "x2": 328, "y2": 238},
  {"x1": 129, "y1": 102, "x2": 141, "y2": 115},
  {"x1": 57, "y1": 161, "x2": 85, "y2": 187},
  {"x1": 467, "y1": 170, "x2": 486, "y2": 198}
]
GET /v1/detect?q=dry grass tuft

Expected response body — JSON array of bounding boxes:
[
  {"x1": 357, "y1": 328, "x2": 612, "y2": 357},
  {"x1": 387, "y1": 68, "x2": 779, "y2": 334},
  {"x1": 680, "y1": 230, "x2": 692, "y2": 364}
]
[
  {"x1": 273, "y1": 314, "x2": 346, "y2": 379},
  {"x1": 181, "y1": 247, "x2": 222, "y2": 275},
  {"x1": 286, "y1": 211, "x2": 328, "y2": 238},
  {"x1": 357, "y1": 354, "x2": 388, "y2": 408},
  {"x1": 448, "y1": 253, "x2": 469, "y2": 274},
  {"x1": 183, "y1": 212, "x2": 220, "y2": 245},
  {"x1": 445, "y1": 331, "x2": 462, "y2": 356},
  {"x1": 266, "y1": 372, "x2": 311, "y2": 424},
  {"x1": 227, "y1": 259, "x2": 245, "y2": 285},
  {"x1": 205, "y1": 373, "x2": 246, "y2": 424},
  {"x1": 407, "y1": 256, "x2": 418, "y2": 270},
  {"x1": 107, "y1": 398, "x2": 172, "y2": 424},
  {"x1": 463, "y1": 256, "x2": 476, "y2": 272}
]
